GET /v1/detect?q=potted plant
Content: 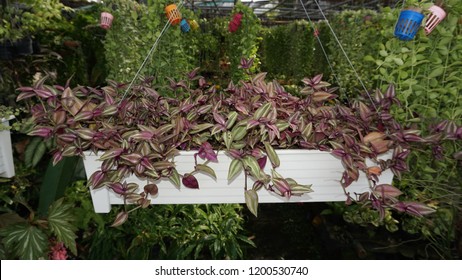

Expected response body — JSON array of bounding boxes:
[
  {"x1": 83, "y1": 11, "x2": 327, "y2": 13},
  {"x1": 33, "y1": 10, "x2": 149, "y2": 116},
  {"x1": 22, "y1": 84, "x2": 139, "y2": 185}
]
[{"x1": 18, "y1": 60, "x2": 441, "y2": 226}]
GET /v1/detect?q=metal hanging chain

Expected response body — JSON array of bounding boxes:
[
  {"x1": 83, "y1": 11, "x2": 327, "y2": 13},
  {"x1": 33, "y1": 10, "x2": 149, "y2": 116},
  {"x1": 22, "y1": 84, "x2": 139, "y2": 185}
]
[
  {"x1": 119, "y1": 1, "x2": 184, "y2": 103},
  {"x1": 298, "y1": 0, "x2": 343, "y2": 92},
  {"x1": 308, "y1": 0, "x2": 379, "y2": 110}
]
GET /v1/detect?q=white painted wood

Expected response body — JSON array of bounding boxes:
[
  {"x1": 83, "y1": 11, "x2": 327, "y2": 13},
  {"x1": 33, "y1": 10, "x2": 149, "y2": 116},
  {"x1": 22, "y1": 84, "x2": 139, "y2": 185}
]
[
  {"x1": 0, "y1": 117, "x2": 15, "y2": 178},
  {"x1": 83, "y1": 150, "x2": 394, "y2": 213}
]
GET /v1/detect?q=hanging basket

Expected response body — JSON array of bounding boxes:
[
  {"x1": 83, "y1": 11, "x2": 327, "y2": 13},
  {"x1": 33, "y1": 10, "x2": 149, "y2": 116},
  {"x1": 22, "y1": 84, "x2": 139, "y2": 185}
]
[
  {"x1": 165, "y1": 4, "x2": 181, "y2": 26},
  {"x1": 180, "y1": 19, "x2": 190, "y2": 33},
  {"x1": 188, "y1": 19, "x2": 199, "y2": 30},
  {"x1": 425, "y1": 5, "x2": 447, "y2": 35},
  {"x1": 394, "y1": 9, "x2": 424, "y2": 41},
  {"x1": 0, "y1": 117, "x2": 15, "y2": 178},
  {"x1": 100, "y1": 12, "x2": 114, "y2": 30},
  {"x1": 84, "y1": 150, "x2": 394, "y2": 213},
  {"x1": 229, "y1": 13, "x2": 243, "y2": 33}
]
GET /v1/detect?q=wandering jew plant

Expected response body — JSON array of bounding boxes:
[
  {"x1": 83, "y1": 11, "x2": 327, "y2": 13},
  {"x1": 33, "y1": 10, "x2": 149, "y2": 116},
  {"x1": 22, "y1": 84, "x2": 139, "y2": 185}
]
[{"x1": 18, "y1": 59, "x2": 461, "y2": 226}]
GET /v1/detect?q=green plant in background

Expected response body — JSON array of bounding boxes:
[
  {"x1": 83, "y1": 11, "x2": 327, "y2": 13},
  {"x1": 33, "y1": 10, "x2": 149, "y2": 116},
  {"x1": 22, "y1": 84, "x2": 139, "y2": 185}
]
[
  {"x1": 0, "y1": 146, "x2": 82, "y2": 259},
  {"x1": 0, "y1": 198, "x2": 77, "y2": 260},
  {"x1": 104, "y1": 0, "x2": 200, "y2": 85},
  {"x1": 261, "y1": 20, "x2": 315, "y2": 84},
  {"x1": 196, "y1": 17, "x2": 228, "y2": 81},
  {"x1": 72, "y1": 203, "x2": 253, "y2": 260},
  {"x1": 225, "y1": 1, "x2": 261, "y2": 81},
  {"x1": 324, "y1": 9, "x2": 387, "y2": 95},
  {"x1": 36, "y1": 4, "x2": 108, "y2": 87},
  {"x1": 0, "y1": 0, "x2": 67, "y2": 42},
  {"x1": 320, "y1": 1, "x2": 462, "y2": 258}
]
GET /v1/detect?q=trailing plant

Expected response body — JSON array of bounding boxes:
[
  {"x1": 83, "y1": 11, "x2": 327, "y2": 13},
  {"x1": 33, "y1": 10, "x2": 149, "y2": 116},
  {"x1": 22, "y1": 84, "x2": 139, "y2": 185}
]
[{"x1": 17, "y1": 57, "x2": 460, "y2": 227}]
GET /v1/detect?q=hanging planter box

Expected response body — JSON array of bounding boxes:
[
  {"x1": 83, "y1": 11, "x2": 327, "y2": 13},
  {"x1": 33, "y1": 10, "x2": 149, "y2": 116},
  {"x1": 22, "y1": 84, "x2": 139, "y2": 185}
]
[
  {"x1": 165, "y1": 4, "x2": 181, "y2": 26},
  {"x1": 0, "y1": 117, "x2": 15, "y2": 178},
  {"x1": 425, "y1": 5, "x2": 447, "y2": 35},
  {"x1": 394, "y1": 8, "x2": 424, "y2": 40},
  {"x1": 100, "y1": 12, "x2": 114, "y2": 30},
  {"x1": 84, "y1": 150, "x2": 394, "y2": 213},
  {"x1": 229, "y1": 13, "x2": 243, "y2": 33},
  {"x1": 180, "y1": 19, "x2": 190, "y2": 33}
]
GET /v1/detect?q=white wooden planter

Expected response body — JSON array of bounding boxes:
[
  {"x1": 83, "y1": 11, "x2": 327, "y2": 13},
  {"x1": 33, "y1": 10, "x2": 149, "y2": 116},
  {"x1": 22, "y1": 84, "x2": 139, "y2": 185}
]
[
  {"x1": 0, "y1": 117, "x2": 15, "y2": 178},
  {"x1": 83, "y1": 150, "x2": 394, "y2": 213}
]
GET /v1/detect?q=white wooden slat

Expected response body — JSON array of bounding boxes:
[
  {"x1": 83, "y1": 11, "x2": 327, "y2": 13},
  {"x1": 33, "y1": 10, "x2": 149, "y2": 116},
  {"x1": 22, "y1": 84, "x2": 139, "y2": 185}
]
[
  {"x1": 84, "y1": 150, "x2": 393, "y2": 213},
  {"x1": 0, "y1": 118, "x2": 15, "y2": 178}
]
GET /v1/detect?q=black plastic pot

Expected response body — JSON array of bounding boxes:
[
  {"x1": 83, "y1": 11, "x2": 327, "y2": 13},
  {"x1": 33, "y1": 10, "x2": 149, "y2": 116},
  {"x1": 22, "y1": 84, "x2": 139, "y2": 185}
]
[
  {"x1": 13, "y1": 36, "x2": 33, "y2": 56},
  {"x1": 0, "y1": 41, "x2": 13, "y2": 60},
  {"x1": 32, "y1": 39, "x2": 41, "y2": 54}
]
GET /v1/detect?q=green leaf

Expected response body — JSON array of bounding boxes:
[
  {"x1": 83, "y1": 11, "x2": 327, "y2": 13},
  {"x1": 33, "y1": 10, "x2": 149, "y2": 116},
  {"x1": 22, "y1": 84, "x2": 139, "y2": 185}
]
[
  {"x1": 231, "y1": 125, "x2": 247, "y2": 141},
  {"x1": 47, "y1": 198, "x2": 77, "y2": 255},
  {"x1": 222, "y1": 131, "x2": 233, "y2": 150},
  {"x1": 264, "y1": 142, "x2": 280, "y2": 168},
  {"x1": 38, "y1": 157, "x2": 80, "y2": 216},
  {"x1": 0, "y1": 223, "x2": 48, "y2": 260},
  {"x1": 245, "y1": 190, "x2": 258, "y2": 217},
  {"x1": 393, "y1": 58, "x2": 404, "y2": 66},
  {"x1": 428, "y1": 67, "x2": 444, "y2": 79},
  {"x1": 190, "y1": 123, "x2": 214, "y2": 134},
  {"x1": 195, "y1": 164, "x2": 217, "y2": 180},
  {"x1": 253, "y1": 102, "x2": 272, "y2": 120},
  {"x1": 226, "y1": 111, "x2": 238, "y2": 129},
  {"x1": 242, "y1": 156, "x2": 264, "y2": 180},
  {"x1": 24, "y1": 137, "x2": 47, "y2": 168},
  {"x1": 169, "y1": 169, "x2": 181, "y2": 188},
  {"x1": 228, "y1": 159, "x2": 243, "y2": 181}
]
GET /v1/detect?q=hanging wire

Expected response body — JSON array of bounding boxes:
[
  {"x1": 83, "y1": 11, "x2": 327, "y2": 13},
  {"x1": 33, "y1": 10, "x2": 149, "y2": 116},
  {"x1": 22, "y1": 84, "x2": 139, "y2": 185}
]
[
  {"x1": 119, "y1": 1, "x2": 184, "y2": 103},
  {"x1": 298, "y1": 0, "x2": 343, "y2": 92},
  {"x1": 306, "y1": 0, "x2": 379, "y2": 110}
]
